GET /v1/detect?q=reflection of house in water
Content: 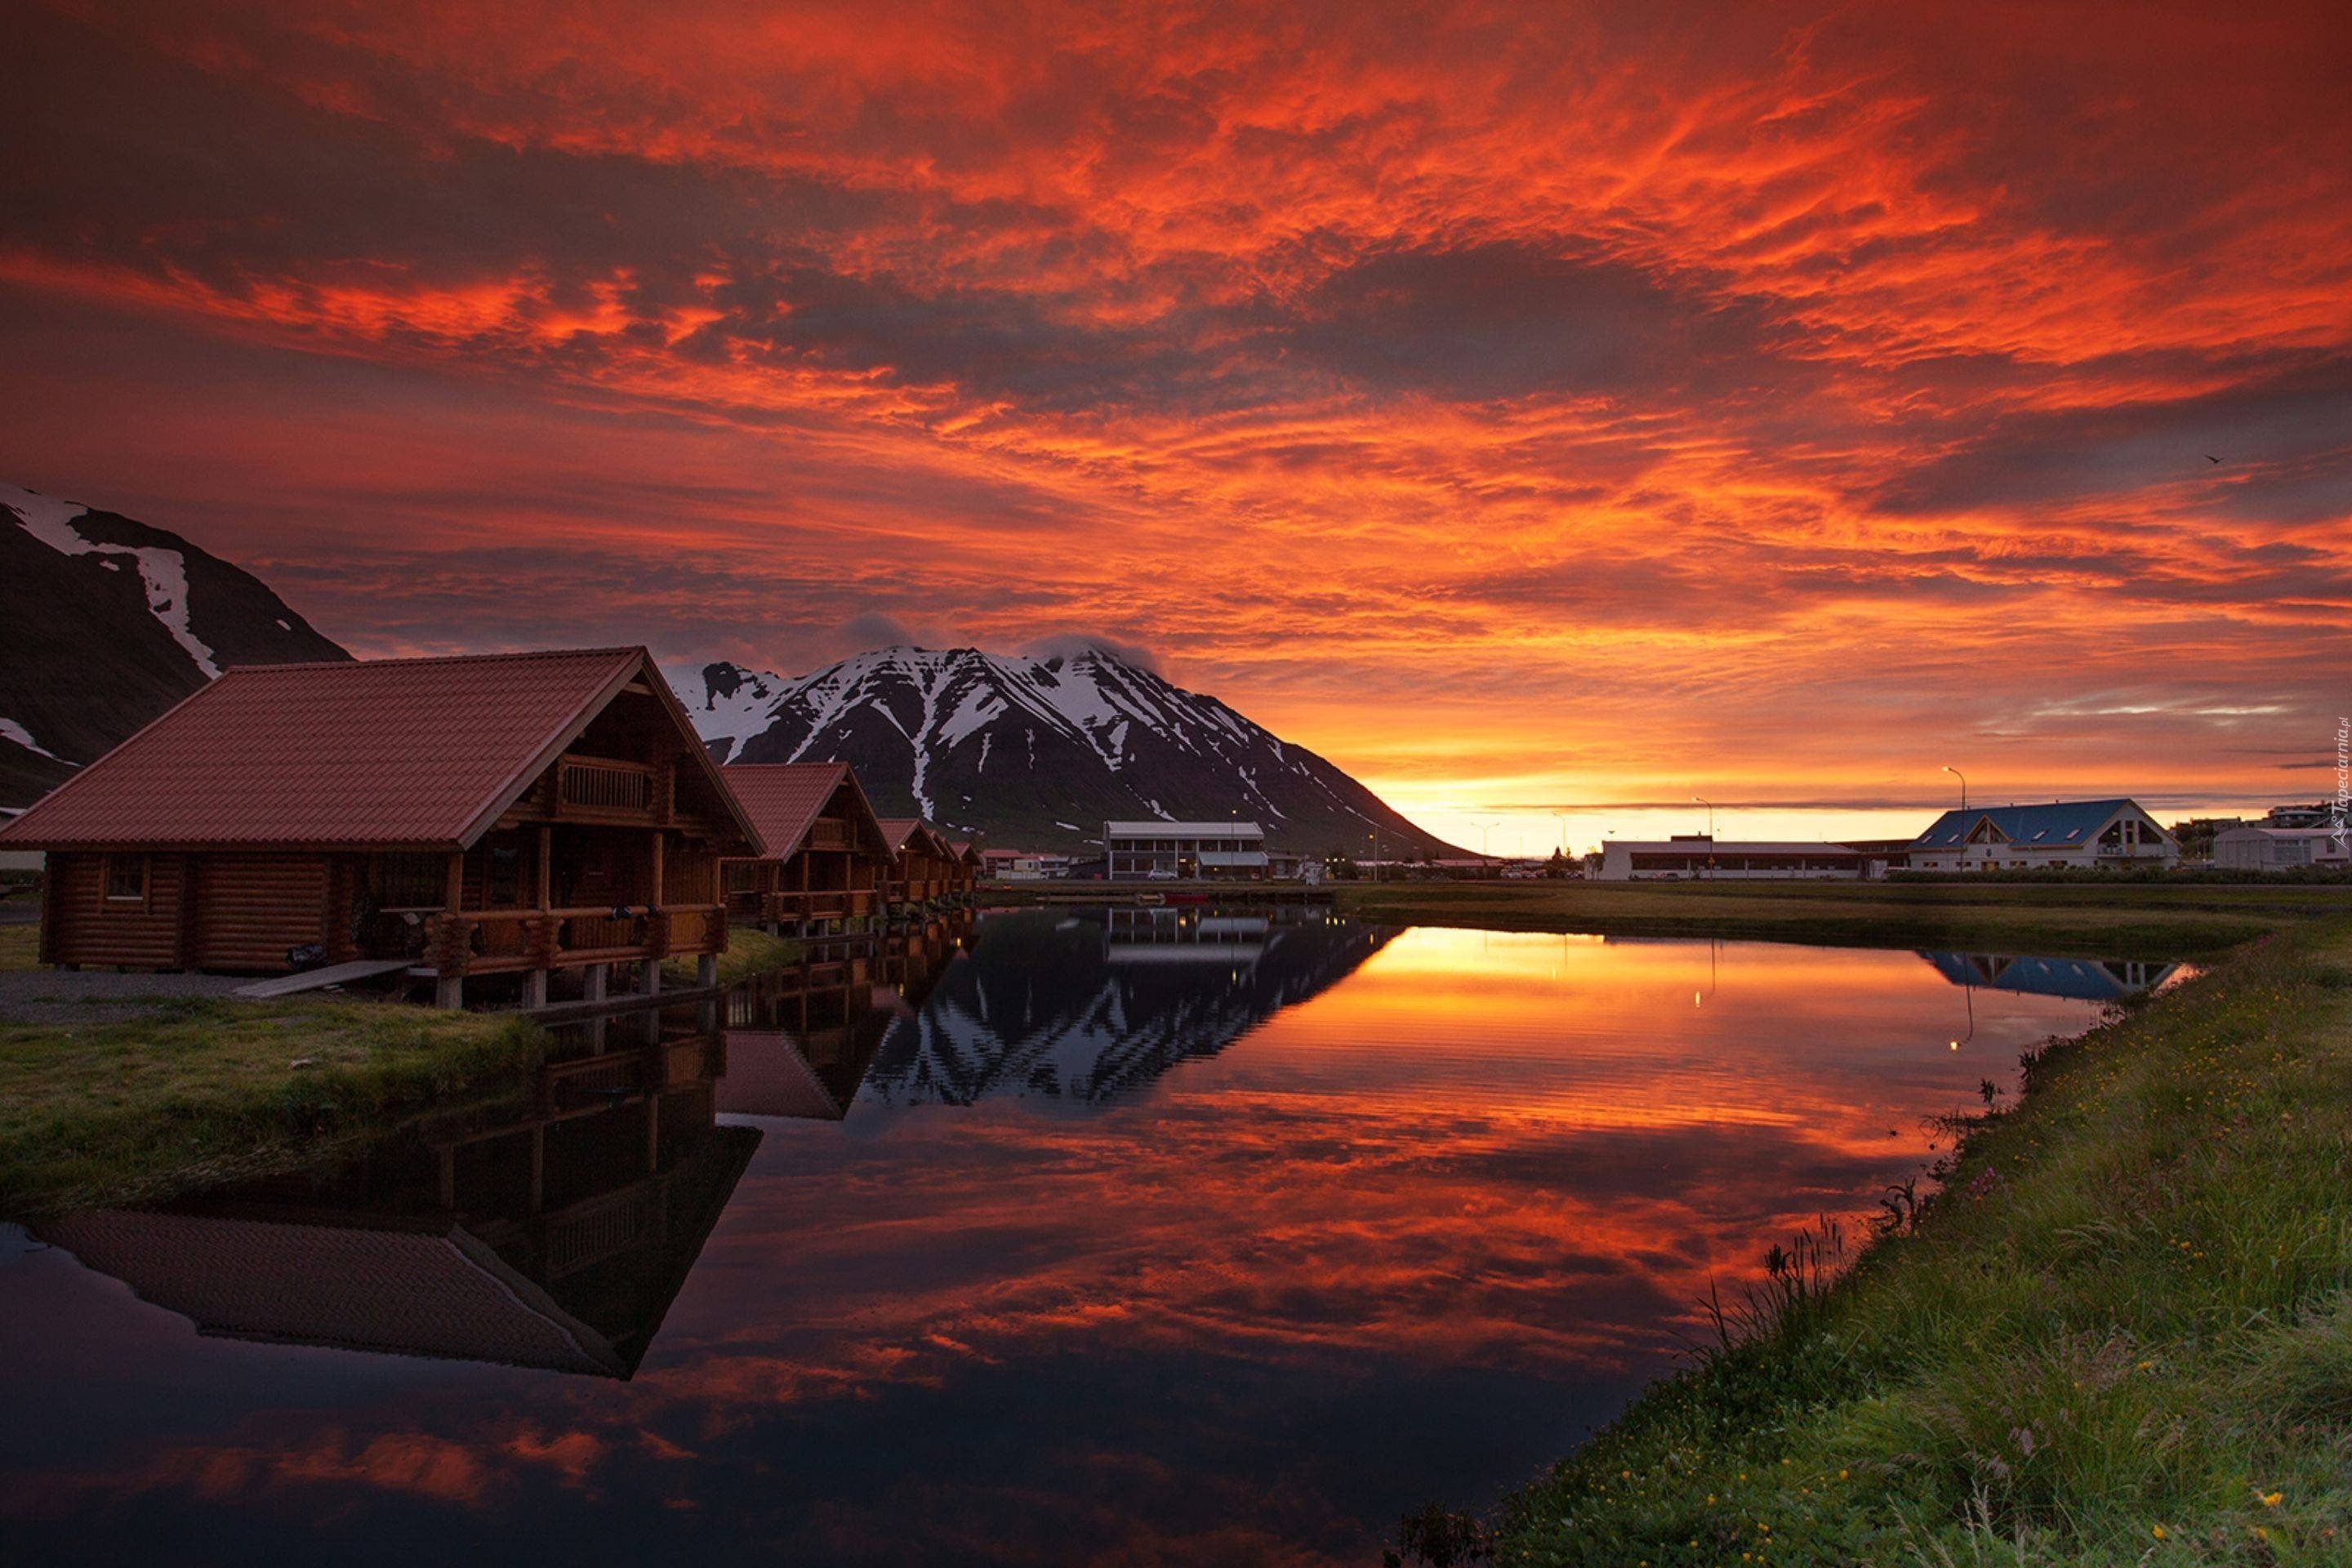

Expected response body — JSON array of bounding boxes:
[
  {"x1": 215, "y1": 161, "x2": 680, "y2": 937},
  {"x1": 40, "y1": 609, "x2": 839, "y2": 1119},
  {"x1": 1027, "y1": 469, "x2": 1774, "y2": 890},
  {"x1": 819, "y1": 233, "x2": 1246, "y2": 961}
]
[
  {"x1": 715, "y1": 920, "x2": 967, "y2": 1120},
  {"x1": 1922, "y1": 951, "x2": 2180, "y2": 1002},
  {"x1": 39, "y1": 1004, "x2": 755, "y2": 1379},
  {"x1": 862, "y1": 906, "x2": 1391, "y2": 1107},
  {"x1": 1104, "y1": 907, "x2": 1271, "y2": 965}
]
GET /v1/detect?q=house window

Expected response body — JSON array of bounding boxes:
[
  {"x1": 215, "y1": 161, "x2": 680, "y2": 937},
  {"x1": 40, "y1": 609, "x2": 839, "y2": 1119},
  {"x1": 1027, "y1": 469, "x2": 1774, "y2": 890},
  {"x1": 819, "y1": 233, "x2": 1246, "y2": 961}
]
[{"x1": 105, "y1": 854, "x2": 149, "y2": 904}]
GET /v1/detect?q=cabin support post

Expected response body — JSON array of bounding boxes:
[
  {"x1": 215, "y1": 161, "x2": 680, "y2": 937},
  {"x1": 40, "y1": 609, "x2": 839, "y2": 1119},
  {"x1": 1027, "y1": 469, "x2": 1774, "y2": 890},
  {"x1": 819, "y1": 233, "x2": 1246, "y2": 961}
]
[
  {"x1": 639, "y1": 957, "x2": 662, "y2": 996},
  {"x1": 583, "y1": 962, "x2": 608, "y2": 1001},
  {"x1": 523, "y1": 969, "x2": 548, "y2": 1009},
  {"x1": 434, "y1": 973, "x2": 465, "y2": 1009},
  {"x1": 697, "y1": 952, "x2": 718, "y2": 988}
]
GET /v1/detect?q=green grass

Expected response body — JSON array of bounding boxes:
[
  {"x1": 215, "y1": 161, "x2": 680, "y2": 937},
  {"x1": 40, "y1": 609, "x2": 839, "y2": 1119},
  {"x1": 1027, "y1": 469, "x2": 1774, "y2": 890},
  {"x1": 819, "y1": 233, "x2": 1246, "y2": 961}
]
[
  {"x1": 1335, "y1": 880, "x2": 2336, "y2": 957},
  {"x1": 0, "y1": 999, "x2": 546, "y2": 1215},
  {"x1": 0, "y1": 921, "x2": 37, "y2": 973},
  {"x1": 1468, "y1": 915, "x2": 2352, "y2": 1567},
  {"x1": 664, "y1": 926, "x2": 803, "y2": 987}
]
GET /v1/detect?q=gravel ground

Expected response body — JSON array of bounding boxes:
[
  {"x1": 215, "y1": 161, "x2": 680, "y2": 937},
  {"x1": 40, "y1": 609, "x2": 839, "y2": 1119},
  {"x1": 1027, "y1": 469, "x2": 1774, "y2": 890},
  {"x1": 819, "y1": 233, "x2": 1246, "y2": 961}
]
[{"x1": 0, "y1": 969, "x2": 248, "y2": 1026}]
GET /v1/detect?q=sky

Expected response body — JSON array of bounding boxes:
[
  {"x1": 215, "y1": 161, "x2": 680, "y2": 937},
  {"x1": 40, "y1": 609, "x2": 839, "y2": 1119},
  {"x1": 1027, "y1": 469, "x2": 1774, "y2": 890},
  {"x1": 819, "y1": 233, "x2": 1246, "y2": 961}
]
[{"x1": 3, "y1": 1, "x2": 2348, "y2": 853}]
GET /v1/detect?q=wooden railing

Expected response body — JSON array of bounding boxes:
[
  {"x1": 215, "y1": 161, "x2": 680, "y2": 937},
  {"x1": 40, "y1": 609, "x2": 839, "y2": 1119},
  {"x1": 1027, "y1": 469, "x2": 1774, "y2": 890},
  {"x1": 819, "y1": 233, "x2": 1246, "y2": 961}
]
[
  {"x1": 555, "y1": 754, "x2": 659, "y2": 818},
  {"x1": 425, "y1": 903, "x2": 726, "y2": 977}
]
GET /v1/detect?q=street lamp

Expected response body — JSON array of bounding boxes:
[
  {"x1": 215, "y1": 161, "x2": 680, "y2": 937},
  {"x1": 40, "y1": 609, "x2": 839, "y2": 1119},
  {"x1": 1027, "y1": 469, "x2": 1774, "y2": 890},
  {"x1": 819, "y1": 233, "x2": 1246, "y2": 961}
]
[
  {"x1": 1692, "y1": 795, "x2": 1715, "y2": 838},
  {"x1": 1942, "y1": 765, "x2": 1967, "y2": 810}
]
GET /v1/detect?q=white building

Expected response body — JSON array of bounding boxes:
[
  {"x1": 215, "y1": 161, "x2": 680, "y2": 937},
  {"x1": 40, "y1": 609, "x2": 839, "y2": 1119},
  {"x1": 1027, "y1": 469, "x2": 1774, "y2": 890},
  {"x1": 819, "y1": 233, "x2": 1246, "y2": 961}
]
[
  {"x1": 2212, "y1": 826, "x2": 2350, "y2": 872},
  {"x1": 1104, "y1": 821, "x2": 1267, "y2": 880},
  {"x1": 1908, "y1": 798, "x2": 2177, "y2": 872},
  {"x1": 1594, "y1": 836, "x2": 1869, "y2": 880}
]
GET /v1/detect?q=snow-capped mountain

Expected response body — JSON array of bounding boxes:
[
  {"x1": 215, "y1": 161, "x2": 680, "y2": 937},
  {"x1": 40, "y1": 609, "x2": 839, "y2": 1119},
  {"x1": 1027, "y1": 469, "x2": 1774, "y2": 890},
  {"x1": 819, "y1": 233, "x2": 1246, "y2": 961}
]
[
  {"x1": 681, "y1": 644, "x2": 1458, "y2": 854},
  {"x1": 1, "y1": 482, "x2": 349, "y2": 808}
]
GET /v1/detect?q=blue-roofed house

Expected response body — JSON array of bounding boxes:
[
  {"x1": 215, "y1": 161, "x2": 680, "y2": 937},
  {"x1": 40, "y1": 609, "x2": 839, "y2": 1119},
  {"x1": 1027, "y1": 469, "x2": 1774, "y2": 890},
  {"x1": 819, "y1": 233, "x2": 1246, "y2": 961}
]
[{"x1": 1908, "y1": 798, "x2": 2178, "y2": 872}]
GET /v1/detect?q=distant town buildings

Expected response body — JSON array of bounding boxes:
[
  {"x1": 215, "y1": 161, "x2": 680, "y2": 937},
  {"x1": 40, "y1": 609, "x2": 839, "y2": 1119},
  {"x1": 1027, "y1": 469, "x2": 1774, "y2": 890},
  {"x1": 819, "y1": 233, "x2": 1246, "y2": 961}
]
[
  {"x1": 1593, "y1": 836, "x2": 1871, "y2": 881},
  {"x1": 2212, "y1": 825, "x2": 2350, "y2": 873},
  {"x1": 1104, "y1": 821, "x2": 1267, "y2": 880},
  {"x1": 1906, "y1": 799, "x2": 2179, "y2": 873}
]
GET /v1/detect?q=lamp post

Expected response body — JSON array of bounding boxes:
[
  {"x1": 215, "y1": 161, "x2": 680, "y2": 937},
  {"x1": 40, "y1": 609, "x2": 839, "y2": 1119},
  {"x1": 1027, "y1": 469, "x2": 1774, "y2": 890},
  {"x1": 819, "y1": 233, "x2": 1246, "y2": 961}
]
[
  {"x1": 1692, "y1": 795, "x2": 1715, "y2": 838},
  {"x1": 1943, "y1": 765, "x2": 1967, "y2": 810}
]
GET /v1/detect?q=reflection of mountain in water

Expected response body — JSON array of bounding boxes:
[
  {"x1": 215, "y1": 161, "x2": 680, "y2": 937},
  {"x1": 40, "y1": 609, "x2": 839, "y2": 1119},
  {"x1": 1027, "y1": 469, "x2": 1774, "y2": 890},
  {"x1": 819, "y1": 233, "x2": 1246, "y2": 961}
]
[
  {"x1": 862, "y1": 906, "x2": 1392, "y2": 1106},
  {"x1": 1922, "y1": 951, "x2": 2179, "y2": 1002},
  {"x1": 718, "y1": 919, "x2": 967, "y2": 1120},
  {"x1": 39, "y1": 1002, "x2": 754, "y2": 1379}
]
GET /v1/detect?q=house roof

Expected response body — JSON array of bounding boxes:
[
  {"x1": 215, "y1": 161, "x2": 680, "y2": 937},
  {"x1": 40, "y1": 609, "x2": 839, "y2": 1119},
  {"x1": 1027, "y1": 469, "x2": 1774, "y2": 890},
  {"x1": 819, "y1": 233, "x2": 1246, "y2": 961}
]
[
  {"x1": 721, "y1": 761, "x2": 887, "y2": 860},
  {"x1": 0, "y1": 647, "x2": 761, "y2": 853},
  {"x1": 878, "y1": 817, "x2": 952, "y2": 856},
  {"x1": 1910, "y1": 798, "x2": 2149, "y2": 850},
  {"x1": 38, "y1": 1208, "x2": 626, "y2": 1376},
  {"x1": 1610, "y1": 840, "x2": 1866, "y2": 856},
  {"x1": 1104, "y1": 821, "x2": 1265, "y2": 837}
]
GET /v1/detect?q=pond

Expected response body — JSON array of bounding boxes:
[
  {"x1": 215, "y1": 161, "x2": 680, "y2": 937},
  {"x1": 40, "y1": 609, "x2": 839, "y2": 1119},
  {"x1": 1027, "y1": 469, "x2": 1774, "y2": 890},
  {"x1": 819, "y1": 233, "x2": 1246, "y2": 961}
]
[{"x1": 0, "y1": 907, "x2": 2178, "y2": 1566}]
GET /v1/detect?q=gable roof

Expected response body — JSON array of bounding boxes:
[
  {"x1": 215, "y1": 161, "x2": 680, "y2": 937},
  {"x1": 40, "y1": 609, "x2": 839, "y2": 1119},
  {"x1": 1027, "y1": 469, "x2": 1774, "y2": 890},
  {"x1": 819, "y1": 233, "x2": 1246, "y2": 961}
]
[
  {"x1": 721, "y1": 762, "x2": 889, "y2": 860},
  {"x1": 1910, "y1": 798, "x2": 2155, "y2": 850},
  {"x1": 0, "y1": 647, "x2": 762, "y2": 853},
  {"x1": 877, "y1": 817, "x2": 954, "y2": 858}
]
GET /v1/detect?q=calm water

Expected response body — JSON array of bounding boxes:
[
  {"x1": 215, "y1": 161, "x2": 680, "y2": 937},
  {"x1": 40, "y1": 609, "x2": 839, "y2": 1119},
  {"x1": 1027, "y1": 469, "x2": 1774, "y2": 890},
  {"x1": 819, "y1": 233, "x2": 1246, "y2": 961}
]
[{"x1": 0, "y1": 908, "x2": 2174, "y2": 1566}]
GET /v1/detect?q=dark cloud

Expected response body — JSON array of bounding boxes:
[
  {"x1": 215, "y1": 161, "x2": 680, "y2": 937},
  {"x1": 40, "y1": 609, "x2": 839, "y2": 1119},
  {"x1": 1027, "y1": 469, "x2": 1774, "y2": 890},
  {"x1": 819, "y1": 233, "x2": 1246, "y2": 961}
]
[{"x1": 1284, "y1": 241, "x2": 1793, "y2": 402}]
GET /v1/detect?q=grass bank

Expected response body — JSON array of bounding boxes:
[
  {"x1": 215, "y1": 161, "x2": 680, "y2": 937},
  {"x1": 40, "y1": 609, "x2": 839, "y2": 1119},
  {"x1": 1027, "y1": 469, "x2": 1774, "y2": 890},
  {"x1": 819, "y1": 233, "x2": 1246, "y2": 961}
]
[
  {"x1": 0, "y1": 999, "x2": 545, "y2": 1216},
  {"x1": 1334, "y1": 880, "x2": 2336, "y2": 957},
  {"x1": 665, "y1": 926, "x2": 803, "y2": 988},
  {"x1": 0, "y1": 921, "x2": 38, "y2": 973},
  {"x1": 1461, "y1": 914, "x2": 2352, "y2": 1566}
]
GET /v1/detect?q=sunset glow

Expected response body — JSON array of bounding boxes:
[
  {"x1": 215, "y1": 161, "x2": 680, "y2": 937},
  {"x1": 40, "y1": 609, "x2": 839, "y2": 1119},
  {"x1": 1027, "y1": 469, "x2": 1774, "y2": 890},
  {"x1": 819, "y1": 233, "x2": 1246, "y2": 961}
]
[{"x1": 5, "y1": 2, "x2": 2347, "y2": 849}]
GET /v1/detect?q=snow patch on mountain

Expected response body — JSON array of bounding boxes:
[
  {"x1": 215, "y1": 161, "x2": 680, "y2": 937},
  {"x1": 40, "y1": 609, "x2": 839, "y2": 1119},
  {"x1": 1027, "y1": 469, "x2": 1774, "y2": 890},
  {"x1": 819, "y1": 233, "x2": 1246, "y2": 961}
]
[
  {"x1": 4, "y1": 483, "x2": 221, "y2": 679},
  {"x1": 686, "y1": 642, "x2": 1458, "y2": 854},
  {"x1": 0, "y1": 719, "x2": 73, "y2": 764}
]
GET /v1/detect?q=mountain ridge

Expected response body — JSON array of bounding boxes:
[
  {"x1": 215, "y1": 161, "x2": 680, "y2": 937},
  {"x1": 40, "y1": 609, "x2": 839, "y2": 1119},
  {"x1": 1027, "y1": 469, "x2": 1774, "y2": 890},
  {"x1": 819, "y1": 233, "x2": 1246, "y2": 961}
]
[
  {"x1": 680, "y1": 644, "x2": 1458, "y2": 856},
  {"x1": 1, "y1": 482, "x2": 350, "y2": 809}
]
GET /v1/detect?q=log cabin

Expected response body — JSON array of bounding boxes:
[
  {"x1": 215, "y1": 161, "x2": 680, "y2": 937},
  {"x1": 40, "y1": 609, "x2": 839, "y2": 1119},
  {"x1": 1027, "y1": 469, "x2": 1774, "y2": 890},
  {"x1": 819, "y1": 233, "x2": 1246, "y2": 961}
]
[
  {"x1": 876, "y1": 818, "x2": 963, "y2": 913},
  {"x1": 716, "y1": 762, "x2": 894, "y2": 937},
  {"x1": 0, "y1": 647, "x2": 763, "y2": 1008},
  {"x1": 942, "y1": 839, "x2": 982, "y2": 899}
]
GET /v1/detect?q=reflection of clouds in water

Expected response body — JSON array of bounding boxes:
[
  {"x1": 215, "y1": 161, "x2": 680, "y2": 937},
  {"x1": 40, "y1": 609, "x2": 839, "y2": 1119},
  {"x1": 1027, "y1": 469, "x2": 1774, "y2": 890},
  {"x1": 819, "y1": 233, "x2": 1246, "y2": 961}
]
[{"x1": 0, "y1": 920, "x2": 2130, "y2": 1565}]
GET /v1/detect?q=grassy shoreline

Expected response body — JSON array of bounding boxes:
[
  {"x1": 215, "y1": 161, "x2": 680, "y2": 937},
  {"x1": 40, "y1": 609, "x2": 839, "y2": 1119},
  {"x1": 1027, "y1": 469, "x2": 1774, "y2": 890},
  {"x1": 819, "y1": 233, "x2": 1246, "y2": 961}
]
[
  {"x1": 1332, "y1": 880, "x2": 2338, "y2": 957},
  {"x1": 1456, "y1": 913, "x2": 2352, "y2": 1566},
  {"x1": 0, "y1": 997, "x2": 546, "y2": 1216}
]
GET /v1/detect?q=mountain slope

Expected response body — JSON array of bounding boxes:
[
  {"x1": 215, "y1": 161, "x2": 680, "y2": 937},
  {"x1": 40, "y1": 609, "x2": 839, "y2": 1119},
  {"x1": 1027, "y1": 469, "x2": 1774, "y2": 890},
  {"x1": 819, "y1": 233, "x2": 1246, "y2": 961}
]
[
  {"x1": 680, "y1": 644, "x2": 1458, "y2": 855},
  {"x1": 2, "y1": 482, "x2": 350, "y2": 808}
]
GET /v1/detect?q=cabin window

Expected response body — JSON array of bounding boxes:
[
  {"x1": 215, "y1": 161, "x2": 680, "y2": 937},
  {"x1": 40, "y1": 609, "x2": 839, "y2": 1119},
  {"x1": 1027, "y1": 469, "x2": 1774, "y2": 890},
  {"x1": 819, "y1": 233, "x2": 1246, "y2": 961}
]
[
  {"x1": 104, "y1": 854, "x2": 149, "y2": 904},
  {"x1": 723, "y1": 860, "x2": 759, "y2": 893},
  {"x1": 376, "y1": 853, "x2": 446, "y2": 909},
  {"x1": 487, "y1": 844, "x2": 524, "y2": 907}
]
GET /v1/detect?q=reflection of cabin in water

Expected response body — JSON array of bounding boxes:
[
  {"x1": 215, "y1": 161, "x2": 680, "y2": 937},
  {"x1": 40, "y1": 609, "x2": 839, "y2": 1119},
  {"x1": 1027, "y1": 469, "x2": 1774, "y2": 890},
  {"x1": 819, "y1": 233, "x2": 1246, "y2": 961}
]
[
  {"x1": 38, "y1": 1004, "x2": 755, "y2": 1378},
  {"x1": 718, "y1": 762, "x2": 893, "y2": 937},
  {"x1": 1922, "y1": 951, "x2": 2179, "y2": 1001},
  {"x1": 717, "y1": 917, "x2": 969, "y2": 1119},
  {"x1": 0, "y1": 648, "x2": 762, "y2": 1008}
]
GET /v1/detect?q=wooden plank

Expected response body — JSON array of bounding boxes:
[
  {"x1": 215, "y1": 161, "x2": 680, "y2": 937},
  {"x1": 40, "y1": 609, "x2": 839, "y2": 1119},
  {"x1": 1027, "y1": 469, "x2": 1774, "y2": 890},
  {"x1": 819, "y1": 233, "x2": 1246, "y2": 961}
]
[{"x1": 233, "y1": 959, "x2": 412, "y2": 998}]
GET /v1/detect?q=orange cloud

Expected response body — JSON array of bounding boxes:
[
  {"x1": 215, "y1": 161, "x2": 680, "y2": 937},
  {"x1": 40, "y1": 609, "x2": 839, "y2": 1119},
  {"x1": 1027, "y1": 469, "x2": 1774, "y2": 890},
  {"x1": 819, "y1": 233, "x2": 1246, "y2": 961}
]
[{"x1": 3, "y1": 0, "x2": 2346, "y2": 846}]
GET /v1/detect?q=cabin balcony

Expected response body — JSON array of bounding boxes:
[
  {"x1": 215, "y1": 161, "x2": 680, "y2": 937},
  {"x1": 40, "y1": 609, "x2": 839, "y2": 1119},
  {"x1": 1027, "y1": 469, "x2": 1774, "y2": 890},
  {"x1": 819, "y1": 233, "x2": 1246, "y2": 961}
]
[
  {"x1": 421, "y1": 902, "x2": 726, "y2": 982},
  {"x1": 723, "y1": 888, "x2": 880, "y2": 928}
]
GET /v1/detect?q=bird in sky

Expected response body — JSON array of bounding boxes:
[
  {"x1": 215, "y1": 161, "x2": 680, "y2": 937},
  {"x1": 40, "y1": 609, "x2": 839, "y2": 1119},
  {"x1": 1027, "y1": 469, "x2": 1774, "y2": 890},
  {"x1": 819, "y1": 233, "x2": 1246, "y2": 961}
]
[{"x1": 2207, "y1": 454, "x2": 2222, "y2": 464}]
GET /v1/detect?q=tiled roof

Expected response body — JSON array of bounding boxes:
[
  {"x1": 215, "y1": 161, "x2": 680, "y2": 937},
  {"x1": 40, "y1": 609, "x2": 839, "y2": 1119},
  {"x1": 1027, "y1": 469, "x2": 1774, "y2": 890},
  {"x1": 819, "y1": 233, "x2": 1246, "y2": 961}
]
[
  {"x1": 0, "y1": 648, "x2": 751, "y2": 851},
  {"x1": 877, "y1": 817, "x2": 941, "y2": 854},
  {"x1": 721, "y1": 762, "x2": 884, "y2": 859},
  {"x1": 1911, "y1": 798, "x2": 2140, "y2": 849}
]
